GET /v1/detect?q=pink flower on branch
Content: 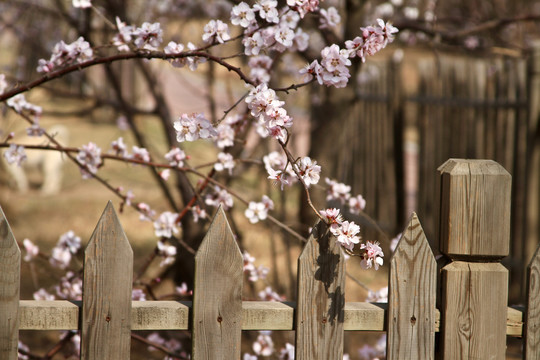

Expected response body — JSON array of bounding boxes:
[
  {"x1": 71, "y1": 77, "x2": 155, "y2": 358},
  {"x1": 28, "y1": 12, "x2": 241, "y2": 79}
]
[
  {"x1": 330, "y1": 220, "x2": 361, "y2": 251},
  {"x1": 360, "y1": 241, "x2": 384, "y2": 270}
]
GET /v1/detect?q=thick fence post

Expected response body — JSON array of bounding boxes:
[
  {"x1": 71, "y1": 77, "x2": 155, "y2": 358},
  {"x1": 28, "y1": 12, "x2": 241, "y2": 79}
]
[
  {"x1": 295, "y1": 220, "x2": 345, "y2": 360},
  {"x1": 81, "y1": 202, "x2": 133, "y2": 360},
  {"x1": 438, "y1": 159, "x2": 511, "y2": 359},
  {"x1": 192, "y1": 206, "x2": 243, "y2": 359},
  {"x1": 387, "y1": 213, "x2": 436, "y2": 359},
  {"x1": 525, "y1": 242, "x2": 540, "y2": 359},
  {"x1": 0, "y1": 207, "x2": 20, "y2": 360}
]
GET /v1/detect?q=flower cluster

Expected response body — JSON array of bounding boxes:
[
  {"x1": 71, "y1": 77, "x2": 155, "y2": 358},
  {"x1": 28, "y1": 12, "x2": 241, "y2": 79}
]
[
  {"x1": 76, "y1": 142, "x2": 102, "y2": 179},
  {"x1": 244, "y1": 195, "x2": 274, "y2": 223},
  {"x1": 359, "y1": 241, "x2": 384, "y2": 270},
  {"x1": 345, "y1": 19, "x2": 398, "y2": 62},
  {"x1": 174, "y1": 113, "x2": 217, "y2": 142},
  {"x1": 202, "y1": 19, "x2": 230, "y2": 44},
  {"x1": 6, "y1": 94, "x2": 42, "y2": 120},
  {"x1": 49, "y1": 231, "x2": 81, "y2": 270},
  {"x1": 37, "y1": 37, "x2": 93, "y2": 73},
  {"x1": 112, "y1": 18, "x2": 163, "y2": 51},
  {"x1": 3, "y1": 144, "x2": 26, "y2": 167},
  {"x1": 243, "y1": 251, "x2": 269, "y2": 282},
  {"x1": 205, "y1": 186, "x2": 234, "y2": 210},
  {"x1": 153, "y1": 211, "x2": 179, "y2": 238}
]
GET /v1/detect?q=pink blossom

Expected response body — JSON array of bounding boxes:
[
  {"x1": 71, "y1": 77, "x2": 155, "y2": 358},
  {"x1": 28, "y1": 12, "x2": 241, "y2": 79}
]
[
  {"x1": 164, "y1": 41, "x2": 187, "y2": 68},
  {"x1": 360, "y1": 241, "x2": 384, "y2": 270},
  {"x1": 267, "y1": 168, "x2": 290, "y2": 190},
  {"x1": 6, "y1": 94, "x2": 42, "y2": 117},
  {"x1": 214, "y1": 152, "x2": 235, "y2": 174},
  {"x1": 33, "y1": 288, "x2": 55, "y2": 300},
  {"x1": 176, "y1": 282, "x2": 191, "y2": 296},
  {"x1": 258, "y1": 286, "x2": 284, "y2": 301},
  {"x1": 293, "y1": 28, "x2": 310, "y2": 51},
  {"x1": 279, "y1": 343, "x2": 295, "y2": 359},
  {"x1": 245, "y1": 195, "x2": 274, "y2": 223},
  {"x1": 330, "y1": 220, "x2": 361, "y2": 251},
  {"x1": 3, "y1": 144, "x2": 27, "y2": 167},
  {"x1": 325, "y1": 178, "x2": 351, "y2": 204},
  {"x1": 133, "y1": 22, "x2": 163, "y2": 50},
  {"x1": 37, "y1": 37, "x2": 93, "y2": 73},
  {"x1": 76, "y1": 142, "x2": 102, "y2": 178},
  {"x1": 26, "y1": 123, "x2": 44, "y2": 137},
  {"x1": 112, "y1": 17, "x2": 135, "y2": 51},
  {"x1": 253, "y1": 332, "x2": 275, "y2": 355},
  {"x1": 191, "y1": 205, "x2": 207, "y2": 223},
  {"x1": 205, "y1": 186, "x2": 234, "y2": 210},
  {"x1": 215, "y1": 123, "x2": 235, "y2": 149},
  {"x1": 110, "y1": 137, "x2": 128, "y2": 157},
  {"x1": 174, "y1": 113, "x2": 217, "y2": 142},
  {"x1": 231, "y1": 2, "x2": 256, "y2": 28},
  {"x1": 319, "y1": 7, "x2": 341, "y2": 29},
  {"x1": 153, "y1": 211, "x2": 179, "y2": 238},
  {"x1": 274, "y1": 26, "x2": 295, "y2": 49},
  {"x1": 54, "y1": 271, "x2": 82, "y2": 300},
  {"x1": 244, "y1": 354, "x2": 258, "y2": 360},
  {"x1": 72, "y1": 0, "x2": 91, "y2": 8},
  {"x1": 132, "y1": 288, "x2": 147, "y2": 301},
  {"x1": 23, "y1": 239, "x2": 39, "y2": 262},
  {"x1": 320, "y1": 208, "x2": 343, "y2": 224},
  {"x1": 287, "y1": 0, "x2": 320, "y2": 18},
  {"x1": 254, "y1": 0, "x2": 279, "y2": 23},
  {"x1": 130, "y1": 146, "x2": 150, "y2": 163},
  {"x1": 299, "y1": 60, "x2": 323, "y2": 82},
  {"x1": 202, "y1": 19, "x2": 230, "y2": 44},
  {"x1": 160, "y1": 169, "x2": 170, "y2": 180},
  {"x1": 157, "y1": 240, "x2": 177, "y2": 266},
  {"x1": 366, "y1": 286, "x2": 388, "y2": 302},
  {"x1": 137, "y1": 202, "x2": 156, "y2": 221},
  {"x1": 186, "y1": 42, "x2": 207, "y2": 71},
  {"x1": 0, "y1": 74, "x2": 7, "y2": 94},
  {"x1": 243, "y1": 32, "x2": 265, "y2": 56},
  {"x1": 295, "y1": 156, "x2": 321, "y2": 187},
  {"x1": 348, "y1": 194, "x2": 366, "y2": 214},
  {"x1": 165, "y1": 147, "x2": 187, "y2": 168}
]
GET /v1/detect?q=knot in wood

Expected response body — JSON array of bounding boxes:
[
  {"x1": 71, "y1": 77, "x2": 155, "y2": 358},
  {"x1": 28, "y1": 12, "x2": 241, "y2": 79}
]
[
  {"x1": 217, "y1": 316, "x2": 223, "y2": 323},
  {"x1": 410, "y1": 315, "x2": 416, "y2": 326}
]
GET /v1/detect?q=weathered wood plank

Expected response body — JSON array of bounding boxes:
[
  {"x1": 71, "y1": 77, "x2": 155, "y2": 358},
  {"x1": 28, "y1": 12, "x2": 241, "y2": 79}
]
[
  {"x1": 525, "y1": 243, "x2": 540, "y2": 359},
  {"x1": 81, "y1": 202, "x2": 133, "y2": 360},
  {"x1": 192, "y1": 206, "x2": 243, "y2": 360},
  {"x1": 0, "y1": 207, "x2": 20, "y2": 360},
  {"x1": 295, "y1": 220, "x2": 345, "y2": 360},
  {"x1": 17, "y1": 300, "x2": 528, "y2": 335},
  {"x1": 388, "y1": 213, "x2": 436, "y2": 359},
  {"x1": 441, "y1": 261, "x2": 508, "y2": 359}
]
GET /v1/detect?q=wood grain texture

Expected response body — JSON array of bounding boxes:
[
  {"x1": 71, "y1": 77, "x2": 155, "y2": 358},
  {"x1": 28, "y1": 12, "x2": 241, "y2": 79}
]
[
  {"x1": 81, "y1": 202, "x2": 133, "y2": 360},
  {"x1": 441, "y1": 261, "x2": 508, "y2": 360},
  {"x1": 525, "y1": 243, "x2": 540, "y2": 359},
  {"x1": 438, "y1": 159, "x2": 511, "y2": 258},
  {"x1": 192, "y1": 206, "x2": 243, "y2": 360},
  {"x1": 295, "y1": 220, "x2": 345, "y2": 360},
  {"x1": 388, "y1": 213, "x2": 436, "y2": 359},
  {"x1": 0, "y1": 207, "x2": 20, "y2": 360}
]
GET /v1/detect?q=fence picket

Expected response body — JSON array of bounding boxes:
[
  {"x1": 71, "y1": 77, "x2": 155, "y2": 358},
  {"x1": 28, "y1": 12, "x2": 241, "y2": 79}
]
[
  {"x1": 387, "y1": 213, "x2": 436, "y2": 359},
  {"x1": 192, "y1": 206, "x2": 243, "y2": 360},
  {"x1": 81, "y1": 201, "x2": 133, "y2": 360},
  {"x1": 295, "y1": 220, "x2": 345, "y2": 360},
  {"x1": 0, "y1": 207, "x2": 20, "y2": 360},
  {"x1": 525, "y1": 243, "x2": 540, "y2": 359}
]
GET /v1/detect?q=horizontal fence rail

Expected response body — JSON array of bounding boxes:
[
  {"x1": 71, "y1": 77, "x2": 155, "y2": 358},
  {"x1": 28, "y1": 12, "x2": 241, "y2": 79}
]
[{"x1": 1, "y1": 159, "x2": 540, "y2": 359}]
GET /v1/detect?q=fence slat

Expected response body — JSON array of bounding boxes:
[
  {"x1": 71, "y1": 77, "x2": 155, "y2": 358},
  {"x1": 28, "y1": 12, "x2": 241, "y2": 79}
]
[
  {"x1": 387, "y1": 213, "x2": 436, "y2": 359},
  {"x1": 0, "y1": 207, "x2": 20, "y2": 360},
  {"x1": 295, "y1": 220, "x2": 345, "y2": 360},
  {"x1": 192, "y1": 206, "x2": 243, "y2": 360},
  {"x1": 525, "y1": 243, "x2": 540, "y2": 359},
  {"x1": 81, "y1": 201, "x2": 133, "y2": 360}
]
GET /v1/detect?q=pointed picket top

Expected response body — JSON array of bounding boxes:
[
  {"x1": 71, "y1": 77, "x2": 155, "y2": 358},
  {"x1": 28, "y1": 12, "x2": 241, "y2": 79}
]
[
  {"x1": 525, "y1": 242, "x2": 540, "y2": 359},
  {"x1": 388, "y1": 213, "x2": 436, "y2": 359},
  {"x1": 192, "y1": 206, "x2": 243, "y2": 360},
  {"x1": 81, "y1": 201, "x2": 133, "y2": 360},
  {"x1": 0, "y1": 207, "x2": 20, "y2": 360},
  {"x1": 296, "y1": 220, "x2": 345, "y2": 360}
]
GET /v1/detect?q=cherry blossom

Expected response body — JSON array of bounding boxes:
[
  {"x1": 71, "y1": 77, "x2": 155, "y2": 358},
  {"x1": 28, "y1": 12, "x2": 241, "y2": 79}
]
[
  {"x1": 137, "y1": 202, "x2": 156, "y2": 221},
  {"x1": 132, "y1": 288, "x2": 147, "y2": 301},
  {"x1": 243, "y1": 354, "x2": 258, "y2": 360},
  {"x1": 245, "y1": 195, "x2": 274, "y2": 223},
  {"x1": 330, "y1": 220, "x2": 361, "y2": 251},
  {"x1": 157, "y1": 240, "x2": 177, "y2": 267},
  {"x1": 295, "y1": 156, "x2": 321, "y2": 187},
  {"x1": 319, "y1": 7, "x2": 341, "y2": 29},
  {"x1": 186, "y1": 42, "x2": 207, "y2": 71},
  {"x1": 110, "y1": 137, "x2": 128, "y2": 157},
  {"x1": 76, "y1": 142, "x2": 102, "y2": 178},
  {"x1": 133, "y1": 22, "x2": 163, "y2": 50},
  {"x1": 243, "y1": 32, "x2": 265, "y2": 56},
  {"x1": 26, "y1": 123, "x2": 44, "y2": 137},
  {"x1": 325, "y1": 178, "x2": 351, "y2": 203},
  {"x1": 205, "y1": 186, "x2": 234, "y2": 210},
  {"x1": 23, "y1": 239, "x2": 39, "y2": 262},
  {"x1": 215, "y1": 123, "x2": 236, "y2": 148},
  {"x1": 153, "y1": 211, "x2": 179, "y2": 238},
  {"x1": 231, "y1": 2, "x2": 256, "y2": 28},
  {"x1": 348, "y1": 194, "x2": 366, "y2": 214},
  {"x1": 279, "y1": 343, "x2": 295, "y2": 359},
  {"x1": 112, "y1": 17, "x2": 135, "y2": 52},
  {"x1": 254, "y1": 0, "x2": 279, "y2": 23},
  {"x1": 202, "y1": 19, "x2": 230, "y2": 44},
  {"x1": 0, "y1": 74, "x2": 7, "y2": 94},
  {"x1": 253, "y1": 332, "x2": 275, "y2": 356},
  {"x1": 165, "y1": 147, "x2": 187, "y2": 167},
  {"x1": 72, "y1": 0, "x2": 91, "y2": 8},
  {"x1": 274, "y1": 26, "x2": 295, "y2": 50},
  {"x1": 214, "y1": 152, "x2": 235, "y2": 174},
  {"x1": 54, "y1": 272, "x2": 82, "y2": 300},
  {"x1": 366, "y1": 286, "x2": 388, "y2": 302},
  {"x1": 359, "y1": 241, "x2": 384, "y2": 270},
  {"x1": 37, "y1": 37, "x2": 93, "y2": 73},
  {"x1": 164, "y1": 41, "x2": 187, "y2": 68},
  {"x1": 174, "y1": 113, "x2": 217, "y2": 142},
  {"x1": 176, "y1": 282, "x2": 190, "y2": 296},
  {"x1": 320, "y1": 208, "x2": 343, "y2": 224},
  {"x1": 258, "y1": 286, "x2": 284, "y2": 301},
  {"x1": 191, "y1": 205, "x2": 207, "y2": 223},
  {"x1": 33, "y1": 288, "x2": 55, "y2": 300},
  {"x1": 287, "y1": 0, "x2": 320, "y2": 18},
  {"x1": 3, "y1": 144, "x2": 27, "y2": 166},
  {"x1": 130, "y1": 146, "x2": 151, "y2": 163},
  {"x1": 6, "y1": 94, "x2": 42, "y2": 117}
]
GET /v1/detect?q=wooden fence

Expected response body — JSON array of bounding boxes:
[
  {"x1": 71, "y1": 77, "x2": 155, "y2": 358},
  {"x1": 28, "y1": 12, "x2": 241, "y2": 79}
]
[{"x1": 1, "y1": 159, "x2": 539, "y2": 359}]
